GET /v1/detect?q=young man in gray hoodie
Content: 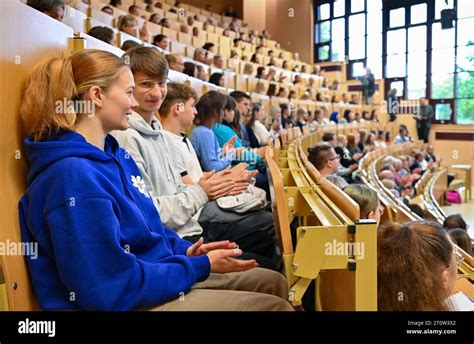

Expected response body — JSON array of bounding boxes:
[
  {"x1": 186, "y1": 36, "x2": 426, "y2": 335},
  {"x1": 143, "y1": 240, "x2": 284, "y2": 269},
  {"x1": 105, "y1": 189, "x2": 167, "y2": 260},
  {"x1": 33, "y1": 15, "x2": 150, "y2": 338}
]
[{"x1": 112, "y1": 46, "x2": 280, "y2": 270}]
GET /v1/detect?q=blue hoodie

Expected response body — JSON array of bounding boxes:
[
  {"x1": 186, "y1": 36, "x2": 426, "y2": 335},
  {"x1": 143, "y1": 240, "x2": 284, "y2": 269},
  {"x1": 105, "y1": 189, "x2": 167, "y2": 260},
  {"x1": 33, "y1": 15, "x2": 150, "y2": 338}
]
[{"x1": 19, "y1": 131, "x2": 210, "y2": 310}]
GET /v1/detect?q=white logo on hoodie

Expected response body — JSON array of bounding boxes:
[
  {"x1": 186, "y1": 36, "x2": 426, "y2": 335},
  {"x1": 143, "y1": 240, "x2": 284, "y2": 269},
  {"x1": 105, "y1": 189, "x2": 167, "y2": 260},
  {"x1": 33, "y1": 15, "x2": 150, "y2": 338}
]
[{"x1": 131, "y1": 175, "x2": 150, "y2": 198}]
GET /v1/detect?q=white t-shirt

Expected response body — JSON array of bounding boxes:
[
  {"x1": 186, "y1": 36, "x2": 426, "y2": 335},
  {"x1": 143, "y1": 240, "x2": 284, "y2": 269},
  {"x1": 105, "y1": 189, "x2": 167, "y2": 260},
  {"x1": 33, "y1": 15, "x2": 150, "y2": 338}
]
[{"x1": 162, "y1": 129, "x2": 204, "y2": 184}]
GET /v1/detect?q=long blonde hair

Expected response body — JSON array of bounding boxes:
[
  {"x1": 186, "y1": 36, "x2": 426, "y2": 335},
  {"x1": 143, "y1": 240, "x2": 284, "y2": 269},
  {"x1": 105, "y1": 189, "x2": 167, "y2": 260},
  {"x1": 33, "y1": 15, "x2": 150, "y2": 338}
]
[{"x1": 20, "y1": 49, "x2": 128, "y2": 141}]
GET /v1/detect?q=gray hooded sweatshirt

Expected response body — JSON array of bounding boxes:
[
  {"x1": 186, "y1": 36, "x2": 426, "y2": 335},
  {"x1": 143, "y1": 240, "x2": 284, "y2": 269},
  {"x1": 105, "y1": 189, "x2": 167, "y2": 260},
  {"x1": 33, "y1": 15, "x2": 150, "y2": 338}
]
[{"x1": 112, "y1": 112, "x2": 208, "y2": 238}]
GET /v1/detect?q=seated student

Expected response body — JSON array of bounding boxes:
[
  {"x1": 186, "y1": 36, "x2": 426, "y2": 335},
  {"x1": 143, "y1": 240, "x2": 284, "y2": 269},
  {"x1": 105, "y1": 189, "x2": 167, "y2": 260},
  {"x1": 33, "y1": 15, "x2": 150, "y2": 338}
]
[
  {"x1": 395, "y1": 126, "x2": 412, "y2": 144},
  {"x1": 377, "y1": 221, "x2": 462, "y2": 311},
  {"x1": 314, "y1": 109, "x2": 329, "y2": 125},
  {"x1": 247, "y1": 103, "x2": 272, "y2": 148},
  {"x1": 27, "y1": 0, "x2": 65, "y2": 21},
  {"x1": 159, "y1": 17, "x2": 170, "y2": 28},
  {"x1": 211, "y1": 96, "x2": 264, "y2": 170},
  {"x1": 209, "y1": 72, "x2": 224, "y2": 87},
  {"x1": 117, "y1": 15, "x2": 139, "y2": 37},
  {"x1": 307, "y1": 143, "x2": 341, "y2": 178},
  {"x1": 150, "y1": 13, "x2": 160, "y2": 24},
  {"x1": 112, "y1": 47, "x2": 278, "y2": 270},
  {"x1": 443, "y1": 214, "x2": 469, "y2": 232},
  {"x1": 165, "y1": 54, "x2": 185, "y2": 73},
  {"x1": 121, "y1": 40, "x2": 141, "y2": 51},
  {"x1": 335, "y1": 134, "x2": 362, "y2": 170},
  {"x1": 229, "y1": 91, "x2": 254, "y2": 148},
  {"x1": 128, "y1": 4, "x2": 139, "y2": 16},
  {"x1": 153, "y1": 34, "x2": 169, "y2": 51},
  {"x1": 159, "y1": 81, "x2": 279, "y2": 242},
  {"x1": 19, "y1": 49, "x2": 292, "y2": 311},
  {"x1": 343, "y1": 184, "x2": 382, "y2": 225},
  {"x1": 193, "y1": 94, "x2": 270, "y2": 198},
  {"x1": 425, "y1": 144, "x2": 443, "y2": 167},
  {"x1": 448, "y1": 228, "x2": 473, "y2": 255},
  {"x1": 87, "y1": 26, "x2": 117, "y2": 46}
]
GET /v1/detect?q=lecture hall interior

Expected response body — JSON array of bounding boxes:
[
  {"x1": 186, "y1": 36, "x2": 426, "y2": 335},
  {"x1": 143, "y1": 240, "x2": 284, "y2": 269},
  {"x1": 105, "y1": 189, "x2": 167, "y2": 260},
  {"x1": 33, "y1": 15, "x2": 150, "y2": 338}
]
[{"x1": 0, "y1": 0, "x2": 473, "y2": 318}]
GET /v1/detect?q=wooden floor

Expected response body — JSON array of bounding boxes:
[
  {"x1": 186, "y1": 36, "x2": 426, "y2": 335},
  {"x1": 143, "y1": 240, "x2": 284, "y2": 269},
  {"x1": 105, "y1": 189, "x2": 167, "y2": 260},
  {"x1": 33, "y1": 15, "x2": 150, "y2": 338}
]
[{"x1": 442, "y1": 187, "x2": 474, "y2": 239}]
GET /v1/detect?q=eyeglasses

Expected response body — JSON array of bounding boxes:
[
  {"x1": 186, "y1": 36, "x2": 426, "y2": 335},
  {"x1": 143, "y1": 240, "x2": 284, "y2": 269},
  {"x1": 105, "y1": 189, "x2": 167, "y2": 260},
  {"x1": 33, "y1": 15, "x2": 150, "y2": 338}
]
[
  {"x1": 328, "y1": 155, "x2": 340, "y2": 161},
  {"x1": 446, "y1": 247, "x2": 465, "y2": 271}
]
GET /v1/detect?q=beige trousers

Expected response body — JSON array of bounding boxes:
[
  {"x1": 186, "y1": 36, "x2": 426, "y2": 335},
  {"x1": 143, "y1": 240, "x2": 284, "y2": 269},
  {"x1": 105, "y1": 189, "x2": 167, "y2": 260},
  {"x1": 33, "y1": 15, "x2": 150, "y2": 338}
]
[{"x1": 148, "y1": 268, "x2": 294, "y2": 311}]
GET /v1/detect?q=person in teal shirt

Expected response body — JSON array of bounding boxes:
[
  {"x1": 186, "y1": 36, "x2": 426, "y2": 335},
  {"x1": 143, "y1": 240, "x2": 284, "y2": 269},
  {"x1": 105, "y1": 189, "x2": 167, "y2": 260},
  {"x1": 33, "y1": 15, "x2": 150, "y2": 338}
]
[{"x1": 212, "y1": 95, "x2": 263, "y2": 169}]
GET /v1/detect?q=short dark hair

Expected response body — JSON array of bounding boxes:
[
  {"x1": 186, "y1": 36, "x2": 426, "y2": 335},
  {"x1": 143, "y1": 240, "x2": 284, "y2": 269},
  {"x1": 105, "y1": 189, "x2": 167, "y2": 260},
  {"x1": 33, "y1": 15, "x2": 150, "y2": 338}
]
[
  {"x1": 153, "y1": 34, "x2": 168, "y2": 45},
  {"x1": 322, "y1": 132, "x2": 336, "y2": 142},
  {"x1": 87, "y1": 26, "x2": 115, "y2": 45},
  {"x1": 202, "y1": 42, "x2": 215, "y2": 51},
  {"x1": 209, "y1": 72, "x2": 224, "y2": 86},
  {"x1": 307, "y1": 143, "x2": 335, "y2": 171},
  {"x1": 443, "y1": 214, "x2": 467, "y2": 230},
  {"x1": 159, "y1": 82, "x2": 197, "y2": 118},
  {"x1": 229, "y1": 90, "x2": 250, "y2": 103},
  {"x1": 121, "y1": 40, "x2": 141, "y2": 51},
  {"x1": 122, "y1": 46, "x2": 169, "y2": 80},
  {"x1": 27, "y1": 0, "x2": 64, "y2": 12}
]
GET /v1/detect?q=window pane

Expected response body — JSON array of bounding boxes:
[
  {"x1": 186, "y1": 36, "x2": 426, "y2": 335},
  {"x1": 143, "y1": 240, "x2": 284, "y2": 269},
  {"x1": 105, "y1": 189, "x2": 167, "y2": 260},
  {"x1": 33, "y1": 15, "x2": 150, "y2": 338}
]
[
  {"x1": 351, "y1": 0, "x2": 365, "y2": 13},
  {"x1": 367, "y1": 0, "x2": 382, "y2": 12},
  {"x1": 457, "y1": 46, "x2": 474, "y2": 72},
  {"x1": 367, "y1": 9, "x2": 382, "y2": 34},
  {"x1": 432, "y1": 48, "x2": 455, "y2": 74},
  {"x1": 390, "y1": 81, "x2": 405, "y2": 98},
  {"x1": 387, "y1": 54, "x2": 406, "y2": 77},
  {"x1": 408, "y1": 52, "x2": 426, "y2": 76},
  {"x1": 435, "y1": 0, "x2": 453, "y2": 20},
  {"x1": 457, "y1": 72, "x2": 474, "y2": 97},
  {"x1": 407, "y1": 26, "x2": 426, "y2": 53},
  {"x1": 367, "y1": 34, "x2": 382, "y2": 60},
  {"x1": 457, "y1": 18, "x2": 474, "y2": 46},
  {"x1": 407, "y1": 76, "x2": 426, "y2": 99},
  {"x1": 318, "y1": 45, "x2": 329, "y2": 60},
  {"x1": 334, "y1": 0, "x2": 345, "y2": 17},
  {"x1": 352, "y1": 62, "x2": 365, "y2": 78},
  {"x1": 432, "y1": 74, "x2": 454, "y2": 98},
  {"x1": 435, "y1": 103, "x2": 453, "y2": 121},
  {"x1": 349, "y1": 14, "x2": 365, "y2": 36},
  {"x1": 349, "y1": 36, "x2": 365, "y2": 59},
  {"x1": 387, "y1": 29, "x2": 406, "y2": 55},
  {"x1": 457, "y1": 0, "x2": 474, "y2": 19},
  {"x1": 316, "y1": 21, "x2": 331, "y2": 43},
  {"x1": 456, "y1": 99, "x2": 474, "y2": 124},
  {"x1": 318, "y1": 3, "x2": 330, "y2": 20},
  {"x1": 390, "y1": 8, "x2": 405, "y2": 28},
  {"x1": 331, "y1": 18, "x2": 345, "y2": 61},
  {"x1": 432, "y1": 23, "x2": 455, "y2": 49},
  {"x1": 411, "y1": 3, "x2": 427, "y2": 24},
  {"x1": 367, "y1": 56, "x2": 382, "y2": 79}
]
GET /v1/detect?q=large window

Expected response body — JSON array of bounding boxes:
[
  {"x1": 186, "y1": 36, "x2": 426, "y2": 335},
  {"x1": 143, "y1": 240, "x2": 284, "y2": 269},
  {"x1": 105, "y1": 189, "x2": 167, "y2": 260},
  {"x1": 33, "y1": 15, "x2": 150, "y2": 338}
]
[
  {"x1": 314, "y1": 0, "x2": 382, "y2": 78},
  {"x1": 314, "y1": 0, "x2": 474, "y2": 124}
]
